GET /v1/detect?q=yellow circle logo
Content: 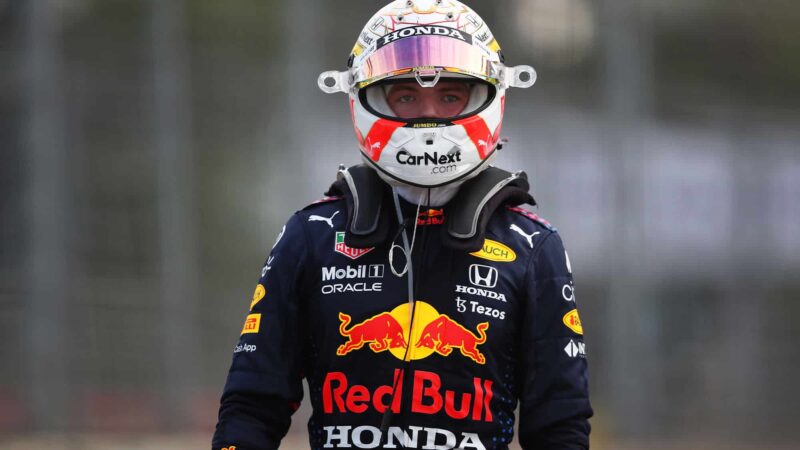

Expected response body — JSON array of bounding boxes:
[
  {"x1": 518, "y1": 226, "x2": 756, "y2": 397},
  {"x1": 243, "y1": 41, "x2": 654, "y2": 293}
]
[
  {"x1": 563, "y1": 309, "x2": 583, "y2": 335},
  {"x1": 250, "y1": 284, "x2": 266, "y2": 310},
  {"x1": 388, "y1": 302, "x2": 439, "y2": 361}
]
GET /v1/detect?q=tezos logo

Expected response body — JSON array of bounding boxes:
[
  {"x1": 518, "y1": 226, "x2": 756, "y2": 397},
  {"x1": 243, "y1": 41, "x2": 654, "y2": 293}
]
[
  {"x1": 469, "y1": 264, "x2": 498, "y2": 288},
  {"x1": 457, "y1": 296, "x2": 506, "y2": 320},
  {"x1": 377, "y1": 25, "x2": 473, "y2": 49}
]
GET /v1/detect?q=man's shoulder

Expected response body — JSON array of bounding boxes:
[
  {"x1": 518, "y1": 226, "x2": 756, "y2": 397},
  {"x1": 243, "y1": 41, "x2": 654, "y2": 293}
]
[
  {"x1": 482, "y1": 206, "x2": 560, "y2": 258},
  {"x1": 494, "y1": 205, "x2": 557, "y2": 233},
  {"x1": 287, "y1": 196, "x2": 347, "y2": 234},
  {"x1": 297, "y1": 196, "x2": 346, "y2": 215},
  {"x1": 505, "y1": 206, "x2": 556, "y2": 231}
]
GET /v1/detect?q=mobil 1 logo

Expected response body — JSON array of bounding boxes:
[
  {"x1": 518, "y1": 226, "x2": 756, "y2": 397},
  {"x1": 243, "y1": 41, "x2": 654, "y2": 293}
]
[
  {"x1": 321, "y1": 264, "x2": 385, "y2": 296},
  {"x1": 322, "y1": 264, "x2": 384, "y2": 281}
]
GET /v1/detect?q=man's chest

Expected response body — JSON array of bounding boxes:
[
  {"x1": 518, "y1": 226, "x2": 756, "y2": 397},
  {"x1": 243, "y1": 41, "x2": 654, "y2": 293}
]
[{"x1": 303, "y1": 234, "x2": 527, "y2": 368}]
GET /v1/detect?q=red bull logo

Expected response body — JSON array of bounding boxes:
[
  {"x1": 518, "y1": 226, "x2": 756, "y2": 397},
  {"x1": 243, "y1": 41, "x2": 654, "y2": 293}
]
[
  {"x1": 415, "y1": 315, "x2": 488, "y2": 364},
  {"x1": 337, "y1": 312, "x2": 408, "y2": 355},
  {"x1": 417, "y1": 208, "x2": 445, "y2": 226},
  {"x1": 336, "y1": 302, "x2": 489, "y2": 364},
  {"x1": 323, "y1": 369, "x2": 494, "y2": 422}
]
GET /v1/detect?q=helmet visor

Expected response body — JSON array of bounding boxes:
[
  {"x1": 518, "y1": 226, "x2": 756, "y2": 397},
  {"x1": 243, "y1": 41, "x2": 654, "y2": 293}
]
[
  {"x1": 355, "y1": 34, "x2": 498, "y2": 88},
  {"x1": 361, "y1": 79, "x2": 493, "y2": 122}
]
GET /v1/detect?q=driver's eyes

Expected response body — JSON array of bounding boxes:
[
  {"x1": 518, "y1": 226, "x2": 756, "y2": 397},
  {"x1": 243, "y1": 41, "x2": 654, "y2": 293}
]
[
  {"x1": 442, "y1": 95, "x2": 461, "y2": 103},
  {"x1": 397, "y1": 95, "x2": 415, "y2": 103}
]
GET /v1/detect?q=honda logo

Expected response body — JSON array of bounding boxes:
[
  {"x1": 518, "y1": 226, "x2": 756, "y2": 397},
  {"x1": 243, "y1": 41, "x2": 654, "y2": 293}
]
[{"x1": 469, "y1": 264, "x2": 498, "y2": 288}]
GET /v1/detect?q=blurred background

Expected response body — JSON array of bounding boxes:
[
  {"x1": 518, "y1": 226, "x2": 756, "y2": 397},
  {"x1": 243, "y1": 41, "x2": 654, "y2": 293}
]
[{"x1": 1, "y1": 0, "x2": 799, "y2": 448}]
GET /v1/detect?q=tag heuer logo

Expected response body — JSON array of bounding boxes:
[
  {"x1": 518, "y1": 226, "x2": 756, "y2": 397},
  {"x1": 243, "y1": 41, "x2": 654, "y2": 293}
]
[{"x1": 335, "y1": 232, "x2": 374, "y2": 260}]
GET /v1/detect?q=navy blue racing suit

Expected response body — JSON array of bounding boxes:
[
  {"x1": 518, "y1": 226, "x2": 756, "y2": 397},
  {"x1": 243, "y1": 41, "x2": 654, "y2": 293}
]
[{"x1": 212, "y1": 196, "x2": 592, "y2": 450}]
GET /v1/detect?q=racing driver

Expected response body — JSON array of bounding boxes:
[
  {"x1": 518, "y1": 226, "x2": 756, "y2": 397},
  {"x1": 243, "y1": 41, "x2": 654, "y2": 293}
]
[{"x1": 213, "y1": 1, "x2": 593, "y2": 449}]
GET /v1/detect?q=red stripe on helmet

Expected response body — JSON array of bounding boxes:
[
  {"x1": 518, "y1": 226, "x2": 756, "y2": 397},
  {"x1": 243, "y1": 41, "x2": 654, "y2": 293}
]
[
  {"x1": 349, "y1": 99, "x2": 365, "y2": 146},
  {"x1": 454, "y1": 115, "x2": 493, "y2": 159},
  {"x1": 454, "y1": 96, "x2": 505, "y2": 160},
  {"x1": 363, "y1": 119, "x2": 405, "y2": 161},
  {"x1": 493, "y1": 96, "x2": 506, "y2": 147}
]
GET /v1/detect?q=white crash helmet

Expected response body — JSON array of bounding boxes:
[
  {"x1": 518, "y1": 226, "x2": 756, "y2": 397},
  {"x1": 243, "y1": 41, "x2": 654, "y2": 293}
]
[{"x1": 319, "y1": 0, "x2": 536, "y2": 188}]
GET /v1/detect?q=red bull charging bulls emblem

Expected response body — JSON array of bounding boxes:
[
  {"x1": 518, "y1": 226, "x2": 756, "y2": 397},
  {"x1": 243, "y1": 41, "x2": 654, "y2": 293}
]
[
  {"x1": 337, "y1": 312, "x2": 408, "y2": 355},
  {"x1": 337, "y1": 302, "x2": 489, "y2": 364}
]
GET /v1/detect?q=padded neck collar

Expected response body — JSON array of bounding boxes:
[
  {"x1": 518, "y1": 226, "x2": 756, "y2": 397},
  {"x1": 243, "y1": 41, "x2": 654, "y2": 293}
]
[{"x1": 326, "y1": 165, "x2": 536, "y2": 252}]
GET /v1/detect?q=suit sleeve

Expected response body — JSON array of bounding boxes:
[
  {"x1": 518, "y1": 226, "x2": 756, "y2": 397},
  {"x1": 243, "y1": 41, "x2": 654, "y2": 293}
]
[
  {"x1": 518, "y1": 231, "x2": 593, "y2": 450},
  {"x1": 212, "y1": 212, "x2": 310, "y2": 450}
]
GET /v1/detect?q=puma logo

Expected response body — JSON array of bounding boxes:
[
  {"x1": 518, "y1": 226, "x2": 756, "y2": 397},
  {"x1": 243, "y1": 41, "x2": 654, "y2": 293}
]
[
  {"x1": 308, "y1": 210, "x2": 340, "y2": 228},
  {"x1": 510, "y1": 224, "x2": 540, "y2": 248}
]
